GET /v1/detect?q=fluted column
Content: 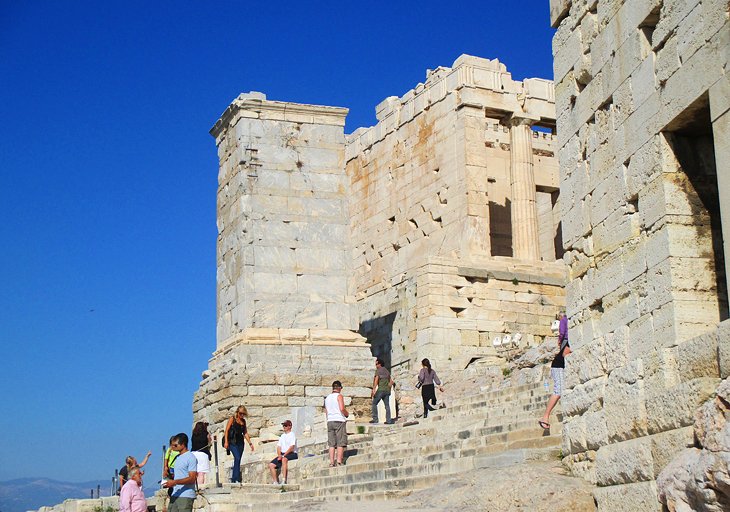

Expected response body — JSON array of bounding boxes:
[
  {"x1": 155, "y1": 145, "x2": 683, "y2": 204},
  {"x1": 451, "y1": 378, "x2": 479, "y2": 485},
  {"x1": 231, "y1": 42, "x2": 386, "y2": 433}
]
[{"x1": 509, "y1": 117, "x2": 541, "y2": 260}]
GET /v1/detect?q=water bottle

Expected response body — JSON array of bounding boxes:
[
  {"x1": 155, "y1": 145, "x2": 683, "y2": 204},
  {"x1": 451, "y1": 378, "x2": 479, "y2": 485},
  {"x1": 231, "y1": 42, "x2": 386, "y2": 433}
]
[{"x1": 544, "y1": 379, "x2": 549, "y2": 393}]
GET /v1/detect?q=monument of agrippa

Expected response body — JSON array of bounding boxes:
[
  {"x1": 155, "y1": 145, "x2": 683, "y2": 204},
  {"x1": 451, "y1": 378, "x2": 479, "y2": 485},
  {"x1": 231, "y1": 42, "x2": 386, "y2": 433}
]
[{"x1": 194, "y1": 55, "x2": 567, "y2": 438}]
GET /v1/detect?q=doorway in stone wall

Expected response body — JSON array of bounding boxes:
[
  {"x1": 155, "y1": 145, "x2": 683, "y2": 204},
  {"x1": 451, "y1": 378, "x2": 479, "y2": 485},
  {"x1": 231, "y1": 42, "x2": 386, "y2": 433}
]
[{"x1": 663, "y1": 94, "x2": 729, "y2": 321}]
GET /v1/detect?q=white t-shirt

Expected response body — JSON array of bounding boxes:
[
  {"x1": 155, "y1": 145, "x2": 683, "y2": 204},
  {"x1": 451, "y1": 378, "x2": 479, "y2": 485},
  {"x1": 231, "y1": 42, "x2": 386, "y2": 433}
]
[
  {"x1": 193, "y1": 451, "x2": 210, "y2": 473},
  {"x1": 325, "y1": 392, "x2": 346, "y2": 422},
  {"x1": 277, "y1": 431, "x2": 297, "y2": 454}
]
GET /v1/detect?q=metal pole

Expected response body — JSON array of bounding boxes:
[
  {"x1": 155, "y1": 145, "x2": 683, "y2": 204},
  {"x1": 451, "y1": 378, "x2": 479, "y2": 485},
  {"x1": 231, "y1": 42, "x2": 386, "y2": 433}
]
[
  {"x1": 97, "y1": 484, "x2": 100, "y2": 498},
  {"x1": 213, "y1": 434, "x2": 221, "y2": 487},
  {"x1": 162, "y1": 444, "x2": 167, "y2": 479},
  {"x1": 90, "y1": 489, "x2": 93, "y2": 499}
]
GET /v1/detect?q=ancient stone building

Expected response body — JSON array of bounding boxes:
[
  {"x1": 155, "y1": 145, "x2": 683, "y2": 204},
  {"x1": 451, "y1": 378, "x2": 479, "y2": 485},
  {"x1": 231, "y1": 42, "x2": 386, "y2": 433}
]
[
  {"x1": 345, "y1": 55, "x2": 565, "y2": 378},
  {"x1": 549, "y1": 0, "x2": 729, "y2": 510},
  {"x1": 194, "y1": 55, "x2": 567, "y2": 438}
]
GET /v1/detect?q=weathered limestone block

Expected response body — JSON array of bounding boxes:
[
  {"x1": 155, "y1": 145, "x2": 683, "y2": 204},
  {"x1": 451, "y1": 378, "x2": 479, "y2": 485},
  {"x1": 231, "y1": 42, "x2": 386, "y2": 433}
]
[
  {"x1": 650, "y1": 427, "x2": 695, "y2": 478},
  {"x1": 562, "y1": 413, "x2": 587, "y2": 455},
  {"x1": 561, "y1": 376, "x2": 607, "y2": 418},
  {"x1": 594, "y1": 480, "x2": 662, "y2": 512},
  {"x1": 645, "y1": 377, "x2": 720, "y2": 434},
  {"x1": 595, "y1": 437, "x2": 655, "y2": 486},
  {"x1": 674, "y1": 332, "x2": 721, "y2": 382},
  {"x1": 604, "y1": 361, "x2": 649, "y2": 442}
]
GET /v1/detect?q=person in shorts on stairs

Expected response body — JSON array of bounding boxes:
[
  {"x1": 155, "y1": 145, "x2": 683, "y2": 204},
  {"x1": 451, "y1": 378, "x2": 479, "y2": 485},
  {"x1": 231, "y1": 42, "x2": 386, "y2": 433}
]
[
  {"x1": 162, "y1": 433, "x2": 198, "y2": 512},
  {"x1": 324, "y1": 380, "x2": 349, "y2": 466},
  {"x1": 269, "y1": 419, "x2": 298, "y2": 484},
  {"x1": 418, "y1": 358, "x2": 443, "y2": 418},
  {"x1": 539, "y1": 311, "x2": 571, "y2": 430},
  {"x1": 371, "y1": 358, "x2": 395, "y2": 424}
]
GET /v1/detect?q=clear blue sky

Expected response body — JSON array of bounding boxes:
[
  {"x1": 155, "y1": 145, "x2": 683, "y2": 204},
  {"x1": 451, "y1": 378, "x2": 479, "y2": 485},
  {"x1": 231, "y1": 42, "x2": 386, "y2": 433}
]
[{"x1": 0, "y1": 1, "x2": 555, "y2": 483}]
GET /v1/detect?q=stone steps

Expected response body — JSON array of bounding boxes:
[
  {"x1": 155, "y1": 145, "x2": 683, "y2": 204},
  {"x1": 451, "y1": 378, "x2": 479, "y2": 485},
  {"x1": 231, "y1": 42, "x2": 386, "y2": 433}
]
[
  {"x1": 198, "y1": 379, "x2": 562, "y2": 510},
  {"x1": 296, "y1": 434, "x2": 560, "y2": 489},
  {"x1": 225, "y1": 446, "x2": 559, "y2": 511}
]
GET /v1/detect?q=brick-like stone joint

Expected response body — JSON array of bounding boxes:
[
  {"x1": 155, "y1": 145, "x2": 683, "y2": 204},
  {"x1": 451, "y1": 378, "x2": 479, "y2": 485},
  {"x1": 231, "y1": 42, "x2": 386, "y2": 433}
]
[{"x1": 509, "y1": 116, "x2": 540, "y2": 261}]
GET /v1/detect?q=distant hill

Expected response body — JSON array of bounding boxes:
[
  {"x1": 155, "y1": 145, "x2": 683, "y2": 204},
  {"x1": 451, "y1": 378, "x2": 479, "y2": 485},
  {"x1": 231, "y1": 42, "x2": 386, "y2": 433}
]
[{"x1": 0, "y1": 478, "x2": 110, "y2": 512}]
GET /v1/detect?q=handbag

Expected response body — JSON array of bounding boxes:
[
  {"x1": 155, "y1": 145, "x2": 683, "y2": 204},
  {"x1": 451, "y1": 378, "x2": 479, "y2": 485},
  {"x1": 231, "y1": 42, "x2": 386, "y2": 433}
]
[{"x1": 415, "y1": 378, "x2": 423, "y2": 389}]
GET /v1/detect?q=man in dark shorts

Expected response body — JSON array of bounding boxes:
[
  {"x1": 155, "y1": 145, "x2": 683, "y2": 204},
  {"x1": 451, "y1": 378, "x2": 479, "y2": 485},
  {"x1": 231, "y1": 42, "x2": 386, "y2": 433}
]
[{"x1": 268, "y1": 420, "x2": 298, "y2": 484}]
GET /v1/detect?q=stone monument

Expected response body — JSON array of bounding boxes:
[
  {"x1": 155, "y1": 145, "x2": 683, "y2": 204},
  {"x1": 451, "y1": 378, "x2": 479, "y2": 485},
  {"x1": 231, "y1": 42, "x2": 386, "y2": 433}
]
[{"x1": 195, "y1": 55, "x2": 568, "y2": 440}]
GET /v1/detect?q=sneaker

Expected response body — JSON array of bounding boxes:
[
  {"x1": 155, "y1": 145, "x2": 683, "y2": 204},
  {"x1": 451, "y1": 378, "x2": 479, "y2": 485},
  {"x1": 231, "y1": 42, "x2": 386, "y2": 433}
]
[
  {"x1": 385, "y1": 419, "x2": 396, "y2": 424},
  {"x1": 369, "y1": 420, "x2": 379, "y2": 424}
]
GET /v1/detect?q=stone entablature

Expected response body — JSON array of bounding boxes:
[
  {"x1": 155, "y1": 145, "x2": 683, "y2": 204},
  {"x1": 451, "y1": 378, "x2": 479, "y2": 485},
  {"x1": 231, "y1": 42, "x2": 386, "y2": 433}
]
[{"x1": 549, "y1": 0, "x2": 729, "y2": 509}]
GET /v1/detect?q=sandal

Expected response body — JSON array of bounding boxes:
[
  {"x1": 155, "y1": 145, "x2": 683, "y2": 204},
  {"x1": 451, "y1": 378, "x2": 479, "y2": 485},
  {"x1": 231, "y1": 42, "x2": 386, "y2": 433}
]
[
  {"x1": 329, "y1": 463, "x2": 336, "y2": 467},
  {"x1": 538, "y1": 420, "x2": 550, "y2": 429}
]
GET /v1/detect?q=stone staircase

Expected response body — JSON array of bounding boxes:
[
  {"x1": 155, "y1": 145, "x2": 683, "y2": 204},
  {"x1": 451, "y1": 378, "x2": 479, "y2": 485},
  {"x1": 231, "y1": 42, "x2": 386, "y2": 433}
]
[{"x1": 189, "y1": 380, "x2": 562, "y2": 511}]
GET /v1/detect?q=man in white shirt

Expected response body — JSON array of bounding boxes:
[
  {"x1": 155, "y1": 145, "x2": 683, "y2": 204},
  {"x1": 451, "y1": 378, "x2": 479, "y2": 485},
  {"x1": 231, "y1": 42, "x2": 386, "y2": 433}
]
[
  {"x1": 324, "y1": 380, "x2": 349, "y2": 466},
  {"x1": 268, "y1": 420, "x2": 298, "y2": 484}
]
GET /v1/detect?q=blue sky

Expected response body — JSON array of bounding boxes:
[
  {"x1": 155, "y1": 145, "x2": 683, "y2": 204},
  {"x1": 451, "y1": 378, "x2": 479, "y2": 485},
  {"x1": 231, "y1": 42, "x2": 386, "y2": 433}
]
[{"x1": 0, "y1": 1, "x2": 555, "y2": 484}]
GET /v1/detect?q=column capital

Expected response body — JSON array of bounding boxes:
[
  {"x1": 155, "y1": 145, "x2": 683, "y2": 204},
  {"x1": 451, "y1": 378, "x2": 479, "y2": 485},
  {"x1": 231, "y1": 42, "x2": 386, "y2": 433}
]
[{"x1": 507, "y1": 113, "x2": 540, "y2": 127}]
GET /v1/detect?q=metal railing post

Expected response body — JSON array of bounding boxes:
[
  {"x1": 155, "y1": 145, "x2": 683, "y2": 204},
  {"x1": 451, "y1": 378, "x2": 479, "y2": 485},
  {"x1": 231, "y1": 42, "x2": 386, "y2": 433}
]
[{"x1": 213, "y1": 434, "x2": 221, "y2": 487}]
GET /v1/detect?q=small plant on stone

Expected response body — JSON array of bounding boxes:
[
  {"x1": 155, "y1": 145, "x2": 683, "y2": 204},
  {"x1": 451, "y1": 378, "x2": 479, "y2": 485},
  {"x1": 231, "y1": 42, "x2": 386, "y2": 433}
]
[
  {"x1": 357, "y1": 425, "x2": 366, "y2": 434},
  {"x1": 512, "y1": 277, "x2": 519, "y2": 285},
  {"x1": 502, "y1": 367, "x2": 512, "y2": 377}
]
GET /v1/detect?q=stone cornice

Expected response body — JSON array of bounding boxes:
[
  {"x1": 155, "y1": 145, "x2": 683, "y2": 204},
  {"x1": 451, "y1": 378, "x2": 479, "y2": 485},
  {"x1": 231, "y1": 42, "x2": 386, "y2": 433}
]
[{"x1": 210, "y1": 94, "x2": 348, "y2": 139}]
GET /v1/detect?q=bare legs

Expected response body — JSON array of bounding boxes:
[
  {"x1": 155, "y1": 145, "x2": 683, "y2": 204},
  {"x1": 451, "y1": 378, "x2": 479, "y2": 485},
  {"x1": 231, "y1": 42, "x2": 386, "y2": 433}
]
[
  {"x1": 269, "y1": 457, "x2": 289, "y2": 484},
  {"x1": 540, "y1": 394, "x2": 561, "y2": 428},
  {"x1": 328, "y1": 446, "x2": 344, "y2": 466},
  {"x1": 269, "y1": 462, "x2": 279, "y2": 483}
]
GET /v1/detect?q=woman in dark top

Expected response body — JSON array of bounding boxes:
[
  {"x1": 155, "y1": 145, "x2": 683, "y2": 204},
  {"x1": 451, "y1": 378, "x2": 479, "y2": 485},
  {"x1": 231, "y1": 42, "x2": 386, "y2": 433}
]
[
  {"x1": 223, "y1": 405, "x2": 254, "y2": 483},
  {"x1": 539, "y1": 312, "x2": 571, "y2": 429},
  {"x1": 191, "y1": 421, "x2": 211, "y2": 459},
  {"x1": 418, "y1": 358, "x2": 443, "y2": 418}
]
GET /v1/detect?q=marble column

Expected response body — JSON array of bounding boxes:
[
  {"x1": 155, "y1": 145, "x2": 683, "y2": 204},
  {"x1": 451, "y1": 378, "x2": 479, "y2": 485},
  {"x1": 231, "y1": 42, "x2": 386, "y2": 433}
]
[{"x1": 509, "y1": 117, "x2": 541, "y2": 260}]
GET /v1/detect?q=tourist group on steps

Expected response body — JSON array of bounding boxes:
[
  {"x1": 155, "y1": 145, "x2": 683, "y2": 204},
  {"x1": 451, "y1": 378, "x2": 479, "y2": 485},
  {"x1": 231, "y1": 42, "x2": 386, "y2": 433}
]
[{"x1": 118, "y1": 319, "x2": 567, "y2": 511}]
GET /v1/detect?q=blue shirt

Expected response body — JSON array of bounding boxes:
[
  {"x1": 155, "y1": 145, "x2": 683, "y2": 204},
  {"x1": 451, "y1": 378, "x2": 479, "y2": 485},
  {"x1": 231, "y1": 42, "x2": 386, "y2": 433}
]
[{"x1": 171, "y1": 451, "x2": 197, "y2": 498}]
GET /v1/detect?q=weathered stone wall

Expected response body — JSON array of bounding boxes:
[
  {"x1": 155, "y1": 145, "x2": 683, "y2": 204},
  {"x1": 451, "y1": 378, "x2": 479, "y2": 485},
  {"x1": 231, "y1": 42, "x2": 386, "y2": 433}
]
[
  {"x1": 211, "y1": 92, "x2": 358, "y2": 346},
  {"x1": 197, "y1": 93, "x2": 374, "y2": 439},
  {"x1": 549, "y1": 0, "x2": 730, "y2": 509},
  {"x1": 345, "y1": 55, "x2": 566, "y2": 371}
]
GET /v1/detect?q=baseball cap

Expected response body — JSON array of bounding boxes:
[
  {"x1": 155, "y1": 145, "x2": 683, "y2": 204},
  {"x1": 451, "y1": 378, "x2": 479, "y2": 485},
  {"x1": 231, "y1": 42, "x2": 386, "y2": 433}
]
[{"x1": 282, "y1": 420, "x2": 292, "y2": 427}]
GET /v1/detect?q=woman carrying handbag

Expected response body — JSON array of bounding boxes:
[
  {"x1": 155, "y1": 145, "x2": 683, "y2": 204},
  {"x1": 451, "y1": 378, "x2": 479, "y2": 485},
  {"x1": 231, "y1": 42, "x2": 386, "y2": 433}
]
[{"x1": 223, "y1": 405, "x2": 254, "y2": 483}]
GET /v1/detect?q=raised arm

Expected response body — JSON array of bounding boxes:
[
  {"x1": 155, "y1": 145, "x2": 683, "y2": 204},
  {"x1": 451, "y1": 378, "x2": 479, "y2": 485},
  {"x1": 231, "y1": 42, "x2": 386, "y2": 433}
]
[{"x1": 138, "y1": 451, "x2": 152, "y2": 468}]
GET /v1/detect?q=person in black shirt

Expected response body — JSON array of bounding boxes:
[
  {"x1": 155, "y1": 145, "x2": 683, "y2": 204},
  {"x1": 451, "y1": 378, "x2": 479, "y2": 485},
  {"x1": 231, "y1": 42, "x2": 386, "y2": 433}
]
[
  {"x1": 117, "y1": 450, "x2": 151, "y2": 494},
  {"x1": 539, "y1": 312, "x2": 570, "y2": 429}
]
